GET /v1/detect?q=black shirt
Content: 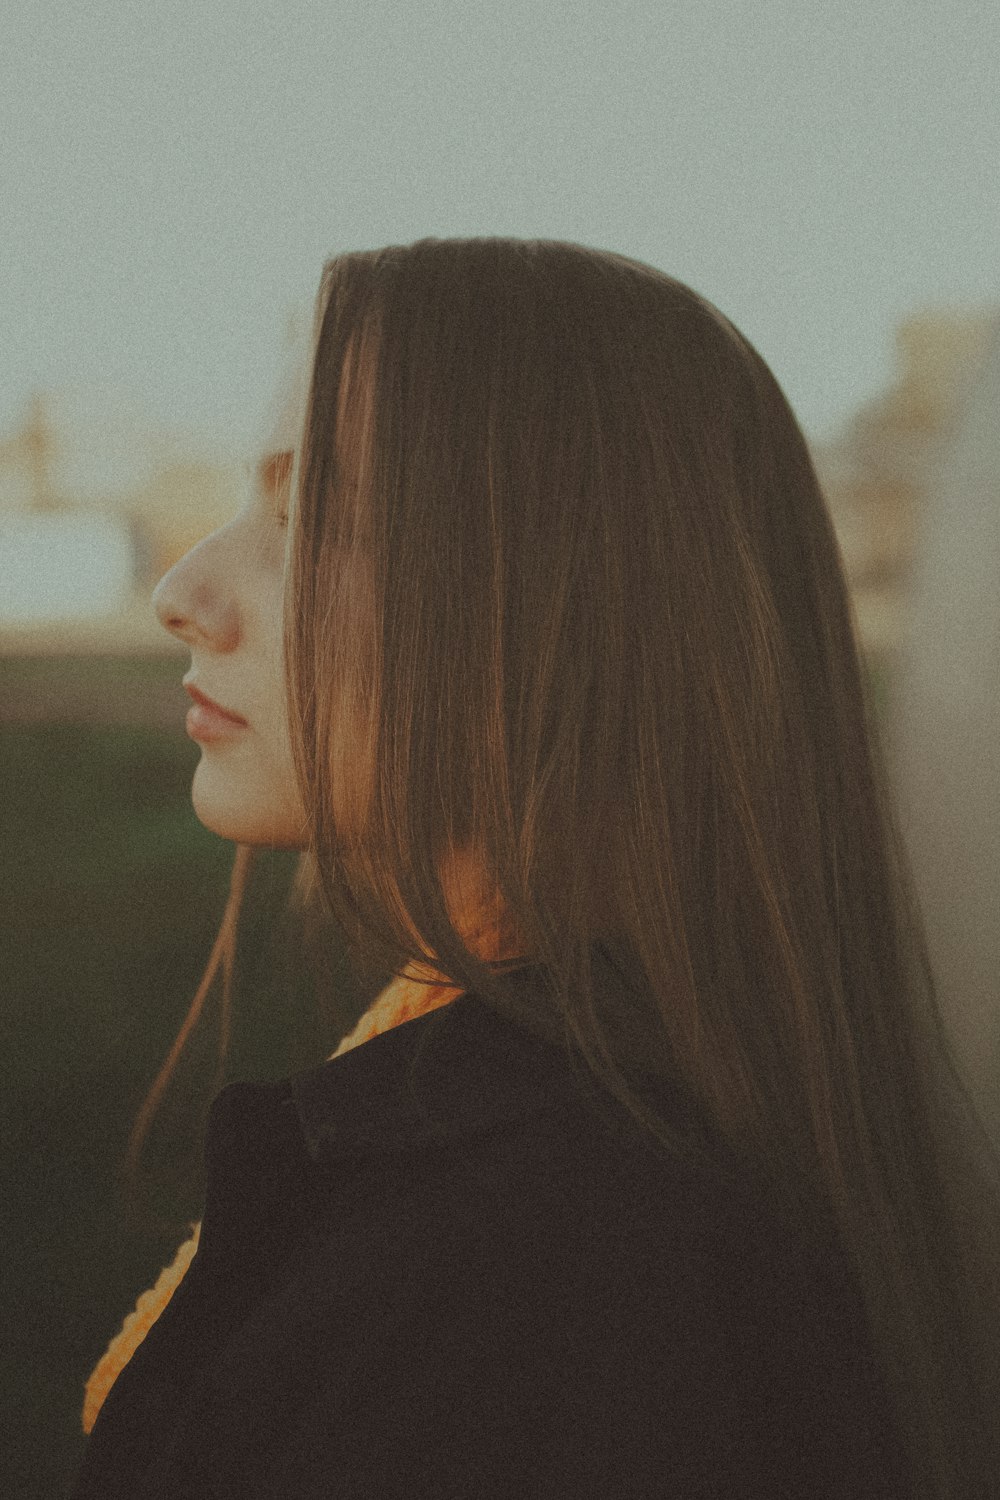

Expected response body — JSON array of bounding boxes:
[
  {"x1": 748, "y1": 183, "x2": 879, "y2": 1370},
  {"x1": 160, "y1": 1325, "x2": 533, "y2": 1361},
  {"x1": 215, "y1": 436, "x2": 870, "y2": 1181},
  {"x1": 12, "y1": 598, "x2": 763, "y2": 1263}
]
[{"x1": 70, "y1": 963, "x2": 913, "y2": 1498}]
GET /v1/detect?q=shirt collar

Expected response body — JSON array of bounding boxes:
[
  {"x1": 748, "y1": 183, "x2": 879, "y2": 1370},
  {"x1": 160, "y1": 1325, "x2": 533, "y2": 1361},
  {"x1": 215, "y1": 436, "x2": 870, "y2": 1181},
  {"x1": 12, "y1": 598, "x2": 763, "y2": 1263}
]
[{"x1": 286, "y1": 961, "x2": 591, "y2": 1166}]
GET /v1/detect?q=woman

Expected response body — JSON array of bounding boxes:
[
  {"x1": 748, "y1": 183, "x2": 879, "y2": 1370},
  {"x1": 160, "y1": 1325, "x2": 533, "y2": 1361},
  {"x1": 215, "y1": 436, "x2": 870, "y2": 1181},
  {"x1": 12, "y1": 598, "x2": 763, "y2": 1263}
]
[{"x1": 72, "y1": 237, "x2": 1000, "y2": 1498}]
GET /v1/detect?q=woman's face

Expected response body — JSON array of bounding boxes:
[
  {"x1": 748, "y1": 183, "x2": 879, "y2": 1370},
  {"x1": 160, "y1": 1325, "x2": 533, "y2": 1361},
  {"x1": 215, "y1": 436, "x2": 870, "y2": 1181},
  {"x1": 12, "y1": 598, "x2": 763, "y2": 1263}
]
[
  {"x1": 151, "y1": 478, "x2": 309, "y2": 850},
  {"x1": 151, "y1": 477, "x2": 499, "y2": 949}
]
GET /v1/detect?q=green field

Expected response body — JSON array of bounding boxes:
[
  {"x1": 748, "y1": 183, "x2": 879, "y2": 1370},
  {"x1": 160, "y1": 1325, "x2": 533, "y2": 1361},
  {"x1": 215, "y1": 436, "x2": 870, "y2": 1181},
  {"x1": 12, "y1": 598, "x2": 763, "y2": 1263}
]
[{"x1": 1, "y1": 655, "x2": 378, "y2": 1499}]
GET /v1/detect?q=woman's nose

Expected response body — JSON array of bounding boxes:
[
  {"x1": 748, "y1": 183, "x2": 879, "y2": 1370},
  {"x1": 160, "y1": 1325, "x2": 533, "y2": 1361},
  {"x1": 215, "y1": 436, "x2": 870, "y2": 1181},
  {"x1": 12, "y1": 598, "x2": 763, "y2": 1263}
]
[
  {"x1": 151, "y1": 567, "x2": 194, "y2": 639},
  {"x1": 151, "y1": 562, "x2": 236, "y2": 650}
]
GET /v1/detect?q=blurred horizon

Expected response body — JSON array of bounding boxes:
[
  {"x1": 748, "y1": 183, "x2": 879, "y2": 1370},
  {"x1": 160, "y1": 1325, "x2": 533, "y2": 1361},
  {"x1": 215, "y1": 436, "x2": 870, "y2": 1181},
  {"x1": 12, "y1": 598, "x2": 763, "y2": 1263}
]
[{"x1": 2, "y1": 299, "x2": 997, "y2": 665}]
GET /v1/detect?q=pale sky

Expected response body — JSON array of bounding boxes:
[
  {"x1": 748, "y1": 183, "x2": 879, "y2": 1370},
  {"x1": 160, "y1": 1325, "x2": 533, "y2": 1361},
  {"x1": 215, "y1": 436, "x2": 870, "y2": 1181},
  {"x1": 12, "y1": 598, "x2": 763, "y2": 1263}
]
[{"x1": 3, "y1": 0, "x2": 998, "y2": 478}]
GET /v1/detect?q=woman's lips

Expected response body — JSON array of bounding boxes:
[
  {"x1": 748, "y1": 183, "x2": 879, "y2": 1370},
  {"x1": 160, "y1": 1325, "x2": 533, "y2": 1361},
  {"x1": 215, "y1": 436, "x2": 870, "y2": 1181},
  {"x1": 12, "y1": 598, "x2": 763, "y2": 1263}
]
[
  {"x1": 185, "y1": 701, "x2": 249, "y2": 742},
  {"x1": 183, "y1": 683, "x2": 249, "y2": 741}
]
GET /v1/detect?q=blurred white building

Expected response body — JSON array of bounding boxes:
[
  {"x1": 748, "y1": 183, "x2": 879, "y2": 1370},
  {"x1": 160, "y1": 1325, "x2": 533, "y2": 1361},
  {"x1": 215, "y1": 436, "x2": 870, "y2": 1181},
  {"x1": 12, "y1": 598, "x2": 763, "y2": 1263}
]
[
  {"x1": 0, "y1": 389, "x2": 251, "y2": 653},
  {"x1": 0, "y1": 392, "x2": 136, "y2": 629},
  {"x1": 1, "y1": 509, "x2": 135, "y2": 625},
  {"x1": 889, "y1": 313, "x2": 1000, "y2": 1143},
  {"x1": 811, "y1": 307, "x2": 998, "y2": 676}
]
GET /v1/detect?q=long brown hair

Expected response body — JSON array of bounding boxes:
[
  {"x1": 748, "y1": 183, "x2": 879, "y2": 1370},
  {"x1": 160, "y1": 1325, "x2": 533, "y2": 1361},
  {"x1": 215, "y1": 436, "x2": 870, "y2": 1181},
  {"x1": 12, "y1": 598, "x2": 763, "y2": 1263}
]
[{"x1": 131, "y1": 237, "x2": 1000, "y2": 1496}]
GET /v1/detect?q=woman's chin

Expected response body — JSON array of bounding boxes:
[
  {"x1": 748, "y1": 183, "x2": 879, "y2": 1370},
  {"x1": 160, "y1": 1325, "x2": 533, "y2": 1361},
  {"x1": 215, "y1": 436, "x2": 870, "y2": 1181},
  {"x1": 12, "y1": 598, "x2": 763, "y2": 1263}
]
[{"x1": 189, "y1": 773, "x2": 303, "y2": 849}]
